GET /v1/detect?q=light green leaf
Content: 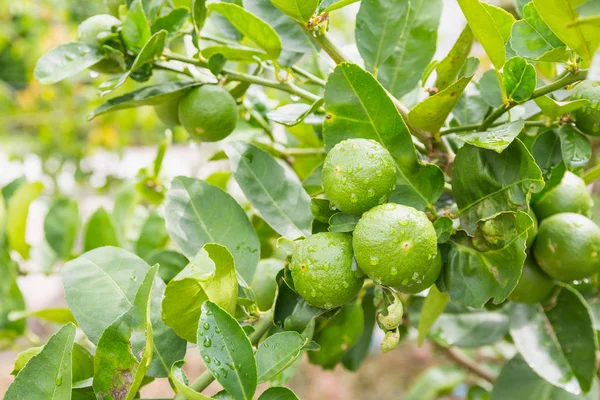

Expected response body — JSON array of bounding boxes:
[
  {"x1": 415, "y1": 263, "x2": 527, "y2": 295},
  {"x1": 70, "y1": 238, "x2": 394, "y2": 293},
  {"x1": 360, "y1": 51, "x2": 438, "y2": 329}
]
[
  {"x1": 267, "y1": 98, "x2": 324, "y2": 127},
  {"x1": 328, "y1": 213, "x2": 360, "y2": 233},
  {"x1": 44, "y1": 198, "x2": 79, "y2": 259},
  {"x1": 0, "y1": 193, "x2": 5, "y2": 240},
  {"x1": 271, "y1": 0, "x2": 319, "y2": 23},
  {"x1": 165, "y1": 176, "x2": 260, "y2": 282},
  {"x1": 83, "y1": 207, "x2": 120, "y2": 251},
  {"x1": 319, "y1": 0, "x2": 360, "y2": 13},
  {"x1": 435, "y1": 25, "x2": 474, "y2": 91},
  {"x1": 34, "y1": 43, "x2": 104, "y2": 84},
  {"x1": 198, "y1": 301, "x2": 258, "y2": 400},
  {"x1": 162, "y1": 244, "x2": 238, "y2": 343},
  {"x1": 478, "y1": 69, "x2": 504, "y2": 108},
  {"x1": 534, "y1": 96, "x2": 589, "y2": 120},
  {"x1": 208, "y1": 2, "x2": 282, "y2": 60},
  {"x1": 409, "y1": 58, "x2": 479, "y2": 133},
  {"x1": 170, "y1": 360, "x2": 212, "y2": 400},
  {"x1": 4, "y1": 323, "x2": 76, "y2": 400},
  {"x1": 434, "y1": 216, "x2": 455, "y2": 243},
  {"x1": 458, "y1": 120, "x2": 524, "y2": 153},
  {"x1": 503, "y1": 57, "x2": 536, "y2": 103},
  {"x1": 417, "y1": 285, "x2": 449, "y2": 346},
  {"x1": 135, "y1": 211, "x2": 169, "y2": 260},
  {"x1": 251, "y1": 259, "x2": 284, "y2": 311},
  {"x1": 533, "y1": 0, "x2": 600, "y2": 62},
  {"x1": 510, "y1": 285, "x2": 598, "y2": 394},
  {"x1": 9, "y1": 308, "x2": 76, "y2": 325},
  {"x1": 557, "y1": 124, "x2": 591, "y2": 171},
  {"x1": 202, "y1": 45, "x2": 267, "y2": 61},
  {"x1": 257, "y1": 331, "x2": 306, "y2": 382},
  {"x1": 122, "y1": 0, "x2": 151, "y2": 53},
  {"x1": 324, "y1": 63, "x2": 444, "y2": 210},
  {"x1": 11, "y1": 346, "x2": 43, "y2": 376},
  {"x1": 192, "y1": 0, "x2": 208, "y2": 33},
  {"x1": 258, "y1": 387, "x2": 300, "y2": 400},
  {"x1": 226, "y1": 142, "x2": 312, "y2": 240},
  {"x1": 480, "y1": 2, "x2": 516, "y2": 43},
  {"x1": 452, "y1": 139, "x2": 544, "y2": 234},
  {"x1": 7, "y1": 182, "x2": 43, "y2": 259},
  {"x1": 404, "y1": 367, "x2": 466, "y2": 400},
  {"x1": 152, "y1": 7, "x2": 189, "y2": 36}
]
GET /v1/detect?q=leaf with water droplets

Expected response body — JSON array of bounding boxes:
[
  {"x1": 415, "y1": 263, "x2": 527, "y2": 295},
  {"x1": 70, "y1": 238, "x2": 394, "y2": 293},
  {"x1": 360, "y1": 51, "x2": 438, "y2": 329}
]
[
  {"x1": 34, "y1": 42, "x2": 104, "y2": 84},
  {"x1": 557, "y1": 124, "x2": 591, "y2": 171},
  {"x1": 198, "y1": 301, "x2": 257, "y2": 400},
  {"x1": 257, "y1": 331, "x2": 306, "y2": 383},
  {"x1": 458, "y1": 120, "x2": 524, "y2": 153}
]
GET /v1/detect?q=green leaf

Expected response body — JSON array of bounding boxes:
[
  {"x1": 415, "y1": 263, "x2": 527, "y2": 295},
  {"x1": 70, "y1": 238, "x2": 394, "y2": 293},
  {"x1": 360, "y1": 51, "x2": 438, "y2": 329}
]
[
  {"x1": 433, "y1": 217, "x2": 455, "y2": 243},
  {"x1": 0, "y1": 193, "x2": 5, "y2": 240},
  {"x1": 404, "y1": 367, "x2": 466, "y2": 400},
  {"x1": 0, "y1": 251, "x2": 25, "y2": 336},
  {"x1": 478, "y1": 69, "x2": 504, "y2": 108},
  {"x1": 44, "y1": 198, "x2": 79, "y2": 259},
  {"x1": 83, "y1": 207, "x2": 120, "y2": 251},
  {"x1": 11, "y1": 346, "x2": 43, "y2": 376},
  {"x1": 198, "y1": 301, "x2": 258, "y2": 400},
  {"x1": 251, "y1": 259, "x2": 284, "y2": 311},
  {"x1": 510, "y1": 2, "x2": 569, "y2": 61},
  {"x1": 202, "y1": 45, "x2": 267, "y2": 61},
  {"x1": 458, "y1": 120, "x2": 524, "y2": 153},
  {"x1": 308, "y1": 303, "x2": 364, "y2": 369},
  {"x1": 481, "y1": 2, "x2": 516, "y2": 43},
  {"x1": 557, "y1": 124, "x2": 591, "y2": 171},
  {"x1": 533, "y1": 0, "x2": 600, "y2": 62},
  {"x1": 258, "y1": 387, "x2": 300, "y2": 400},
  {"x1": 208, "y1": 2, "x2": 282, "y2": 60},
  {"x1": 122, "y1": 0, "x2": 151, "y2": 53},
  {"x1": 457, "y1": 0, "x2": 512, "y2": 68},
  {"x1": 503, "y1": 57, "x2": 536, "y2": 103},
  {"x1": 374, "y1": 0, "x2": 442, "y2": 98},
  {"x1": 531, "y1": 130, "x2": 566, "y2": 203},
  {"x1": 492, "y1": 354, "x2": 600, "y2": 400},
  {"x1": 534, "y1": 96, "x2": 589, "y2": 120},
  {"x1": 163, "y1": 244, "x2": 238, "y2": 343},
  {"x1": 135, "y1": 211, "x2": 169, "y2": 260},
  {"x1": 192, "y1": 0, "x2": 208, "y2": 33},
  {"x1": 4, "y1": 323, "x2": 76, "y2": 400},
  {"x1": 34, "y1": 43, "x2": 104, "y2": 84},
  {"x1": 7, "y1": 182, "x2": 43, "y2": 259},
  {"x1": 257, "y1": 331, "x2": 306, "y2": 382},
  {"x1": 439, "y1": 211, "x2": 532, "y2": 308},
  {"x1": 267, "y1": 99, "x2": 324, "y2": 127},
  {"x1": 510, "y1": 284, "x2": 598, "y2": 394},
  {"x1": 319, "y1": 0, "x2": 359, "y2": 13},
  {"x1": 452, "y1": 139, "x2": 543, "y2": 234},
  {"x1": 328, "y1": 213, "x2": 360, "y2": 233},
  {"x1": 435, "y1": 25, "x2": 474, "y2": 91},
  {"x1": 170, "y1": 360, "x2": 213, "y2": 400},
  {"x1": 341, "y1": 288, "x2": 376, "y2": 371},
  {"x1": 89, "y1": 81, "x2": 200, "y2": 119},
  {"x1": 165, "y1": 176, "x2": 260, "y2": 282},
  {"x1": 417, "y1": 285, "x2": 449, "y2": 346},
  {"x1": 226, "y1": 142, "x2": 313, "y2": 240},
  {"x1": 93, "y1": 265, "x2": 158, "y2": 400},
  {"x1": 453, "y1": 93, "x2": 489, "y2": 126},
  {"x1": 152, "y1": 7, "x2": 189, "y2": 36},
  {"x1": 270, "y1": 0, "x2": 319, "y2": 23},
  {"x1": 409, "y1": 57, "x2": 479, "y2": 133},
  {"x1": 8, "y1": 308, "x2": 76, "y2": 325},
  {"x1": 146, "y1": 249, "x2": 188, "y2": 283},
  {"x1": 324, "y1": 63, "x2": 444, "y2": 210}
]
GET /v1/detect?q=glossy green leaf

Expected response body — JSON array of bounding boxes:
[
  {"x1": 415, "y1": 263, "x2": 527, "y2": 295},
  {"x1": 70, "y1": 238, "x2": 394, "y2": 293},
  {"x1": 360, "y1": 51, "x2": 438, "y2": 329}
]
[
  {"x1": 135, "y1": 211, "x2": 169, "y2": 260},
  {"x1": 534, "y1": 96, "x2": 589, "y2": 120},
  {"x1": 452, "y1": 139, "x2": 543, "y2": 234},
  {"x1": 328, "y1": 213, "x2": 360, "y2": 233},
  {"x1": 533, "y1": 0, "x2": 600, "y2": 62},
  {"x1": 170, "y1": 360, "x2": 212, "y2": 400},
  {"x1": 492, "y1": 354, "x2": 600, "y2": 400},
  {"x1": 162, "y1": 244, "x2": 238, "y2": 343},
  {"x1": 417, "y1": 285, "x2": 449, "y2": 346},
  {"x1": 409, "y1": 58, "x2": 479, "y2": 133},
  {"x1": 226, "y1": 142, "x2": 312, "y2": 240},
  {"x1": 319, "y1": 0, "x2": 359, "y2": 13},
  {"x1": 122, "y1": 0, "x2": 151, "y2": 53},
  {"x1": 267, "y1": 99, "x2": 324, "y2": 127},
  {"x1": 257, "y1": 331, "x2": 306, "y2": 382},
  {"x1": 152, "y1": 7, "x2": 189, "y2": 36},
  {"x1": 458, "y1": 120, "x2": 524, "y2": 153},
  {"x1": 510, "y1": 2, "x2": 569, "y2": 61},
  {"x1": 478, "y1": 69, "x2": 504, "y2": 108},
  {"x1": 34, "y1": 43, "x2": 104, "y2": 84},
  {"x1": 93, "y1": 265, "x2": 158, "y2": 400},
  {"x1": 198, "y1": 301, "x2": 257, "y2": 400},
  {"x1": 7, "y1": 181, "x2": 43, "y2": 259},
  {"x1": 439, "y1": 211, "x2": 531, "y2": 308},
  {"x1": 44, "y1": 198, "x2": 79, "y2": 259},
  {"x1": 258, "y1": 387, "x2": 300, "y2": 400},
  {"x1": 83, "y1": 207, "x2": 120, "y2": 251},
  {"x1": 208, "y1": 3, "x2": 282, "y2": 60},
  {"x1": 146, "y1": 249, "x2": 188, "y2": 283},
  {"x1": 503, "y1": 57, "x2": 536, "y2": 103},
  {"x1": 531, "y1": 131, "x2": 566, "y2": 204},
  {"x1": 435, "y1": 25, "x2": 474, "y2": 91},
  {"x1": 433, "y1": 217, "x2": 454, "y2": 243},
  {"x1": 510, "y1": 285, "x2": 598, "y2": 394},
  {"x1": 0, "y1": 251, "x2": 25, "y2": 336},
  {"x1": 374, "y1": 0, "x2": 442, "y2": 98},
  {"x1": 9, "y1": 308, "x2": 76, "y2": 325},
  {"x1": 557, "y1": 124, "x2": 591, "y2": 171},
  {"x1": 4, "y1": 323, "x2": 76, "y2": 400},
  {"x1": 324, "y1": 63, "x2": 444, "y2": 210},
  {"x1": 404, "y1": 367, "x2": 466, "y2": 400},
  {"x1": 271, "y1": 0, "x2": 319, "y2": 23},
  {"x1": 165, "y1": 176, "x2": 260, "y2": 282},
  {"x1": 192, "y1": 0, "x2": 208, "y2": 33}
]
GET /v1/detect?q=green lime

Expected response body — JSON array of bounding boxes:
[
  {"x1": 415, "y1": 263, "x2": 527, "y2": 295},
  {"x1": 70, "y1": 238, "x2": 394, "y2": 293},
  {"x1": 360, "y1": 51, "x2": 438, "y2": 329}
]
[
  {"x1": 526, "y1": 209, "x2": 538, "y2": 248},
  {"x1": 533, "y1": 213, "x2": 600, "y2": 282},
  {"x1": 352, "y1": 203, "x2": 438, "y2": 289},
  {"x1": 322, "y1": 139, "x2": 396, "y2": 215},
  {"x1": 155, "y1": 96, "x2": 182, "y2": 126},
  {"x1": 508, "y1": 257, "x2": 554, "y2": 303},
  {"x1": 572, "y1": 81, "x2": 600, "y2": 137},
  {"x1": 396, "y1": 250, "x2": 442, "y2": 294},
  {"x1": 178, "y1": 85, "x2": 238, "y2": 142},
  {"x1": 290, "y1": 232, "x2": 364, "y2": 309},
  {"x1": 76, "y1": 15, "x2": 124, "y2": 74},
  {"x1": 250, "y1": 259, "x2": 284, "y2": 311},
  {"x1": 532, "y1": 171, "x2": 593, "y2": 220}
]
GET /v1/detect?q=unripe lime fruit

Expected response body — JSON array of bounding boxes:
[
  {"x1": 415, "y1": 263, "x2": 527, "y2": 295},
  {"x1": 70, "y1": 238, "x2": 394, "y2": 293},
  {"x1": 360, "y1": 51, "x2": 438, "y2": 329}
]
[
  {"x1": 353, "y1": 203, "x2": 438, "y2": 289},
  {"x1": 251, "y1": 259, "x2": 284, "y2": 311},
  {"x1": 155, "y1": 96, "x2": 182, "y2": 126},
  {"x1": 77, "y1": 15, "x2": 124, "y2": 74},
  {"x1": 178, "y1": 85, "x2": 238, "y2": 142},
  {"x1": 526, "y1": 209, "x2": 538, "y2": 248},
  {"x1": 322, "y1": 139, "x2": 396, "y2": 215},
  {"x1": 534, "y1": 213, "x2": 600, "y2": 282},
  {"x1": 572, "y1": 81, "x2": 600, "y2": 137},
  {"x1": 508, "y1": 257, "x2": 554, "y2": 303},
  {"x1": 532, "y1": 171, "x2": 593, "y2": 220},
  {"x1": 290, "y1": 232, "x2": 364, "y2": 309},
  {"x1": 396, "y1": 250, "x2": 442, "y2": 294}
]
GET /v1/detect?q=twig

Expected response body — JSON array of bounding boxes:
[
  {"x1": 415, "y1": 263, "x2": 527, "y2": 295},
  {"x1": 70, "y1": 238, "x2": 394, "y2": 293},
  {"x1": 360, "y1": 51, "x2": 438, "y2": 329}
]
[
  {"x1": 436, "y1": 343, "x2": 496, "y2": 383},
  {"x1": 441, "y1": 120, "x2": 557, "y2": 135}
]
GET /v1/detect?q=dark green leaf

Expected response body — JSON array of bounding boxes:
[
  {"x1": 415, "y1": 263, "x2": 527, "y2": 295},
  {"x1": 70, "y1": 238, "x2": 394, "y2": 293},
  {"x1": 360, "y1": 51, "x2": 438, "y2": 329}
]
[
  {"x1": 531, "y1": 130, "x2": 565, "y2": 203},
  {"x1": 328, "y1": 213, "x2": 360, "y2": 233},
  {"x1": 0, "y1": 251, "x2": 25, "y2": 336},
  {"x1": 458, "y1": 120, "x2": 524, "y2": 153},
  {"x1": 267, "y1": 99, "x2": 324, "y2": 127},
  {"x1": 256, "y1": 331, "x2": 306, "y2": 382},
  {"x1": 452, "y1": 93, "x2": 489, "y2": 126},
  {"x1": 152, "y1": 7, "x2": 189, "y2": 36},
  {"x1": 208, "y1": 53, "x2": 227, "y2": 75},
  {"x1": 503, "y1": 57, "x2": 536, "y2": 103},
  {"x1": 122, "y1": 0, "x2": 151, "y2": 53},
  {"x1": 417, "y1": 285, "x2": 450, "y2": 345},
  {"x1": 478, "y1": 69, "x2": 504, "y2": 108},
  {"x1": 557, "y1": 124, "x2": 591, "y2": 171},
  {"x1": 83, "y1": 207, "x2": 120, "y2": 251},
  {"x1": 433, "y1": 217, "x2": 455, "y2": 243},
  {"x1": 44, "y1": 198, "x2": 79, "y2": 259},
  {"x1": 342, "y1": 289, "x2": 376, "y2": 371},
  {"x1": 270, "y1": 0, "x2": 319, "y2": 23},
  {"x1": 258, "y1": 387, "x2": 300, "y2": 400},
  {"x1": 135, "y1": 210, "x2": 169, "y2": 260},
  {"x1": 192, "y1": 0, "x2": 208, "y2": 33},
  {"x1": 435, "y1": 25, "x2": 474, "y2": 91},
  {"x1": 146, "y1": 249, "x2": 188, "y2": 283},
  {"x1": 34, "y1": 43, "x2": 104, "y2": 84}
]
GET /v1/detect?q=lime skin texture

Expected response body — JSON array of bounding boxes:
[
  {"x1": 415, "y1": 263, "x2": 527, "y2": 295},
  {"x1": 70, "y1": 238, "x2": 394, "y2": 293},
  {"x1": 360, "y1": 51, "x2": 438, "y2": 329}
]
[
  {"x1": 533, "y1": 171, "x2": 593, "y2": 220},
  {"x1": 508, "y1": 257, "x2": 554, "y2": 304},
  {"x1": 572, "y1": 81, "x2": 600, "y2": 137}
]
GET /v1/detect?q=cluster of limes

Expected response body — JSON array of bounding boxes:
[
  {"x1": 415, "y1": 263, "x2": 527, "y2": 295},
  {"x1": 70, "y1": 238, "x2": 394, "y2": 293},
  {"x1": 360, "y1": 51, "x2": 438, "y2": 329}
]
[
  {"x1": 509, "y1": 170, "x2": 600, "y2": 304},
  {"x1": 290, "y1": 139, "x2": 439, "y2": 309}
]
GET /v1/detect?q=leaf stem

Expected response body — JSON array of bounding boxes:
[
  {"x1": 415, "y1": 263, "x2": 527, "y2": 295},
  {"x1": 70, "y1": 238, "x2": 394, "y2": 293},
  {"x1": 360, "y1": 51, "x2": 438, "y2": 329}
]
[
  {"x1": 436, "y1": 343, "x2": 496, "y2": 383},
  {"x1": 583, "y1": 164, "x2": 600, "y2": 185},
  {"x1": 479, "y1": 69, "x2": 588, "y2": 130},
  {"x1": 291, "y1": 66, "x2": 327, "y2": 87},
  {"x1": 441, "y1": 120, "x2": 556, "y2": 135}
]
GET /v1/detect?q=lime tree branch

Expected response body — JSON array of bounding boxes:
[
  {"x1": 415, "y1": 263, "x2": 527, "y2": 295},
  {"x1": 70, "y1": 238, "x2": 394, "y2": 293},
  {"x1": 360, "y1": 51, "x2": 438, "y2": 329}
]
[
  {"x1": 480, "y1": 69, "x2": 588, "y2": 130},
  {"x1": 435, "y1": 343, "x2": 496, "y2": 383}
]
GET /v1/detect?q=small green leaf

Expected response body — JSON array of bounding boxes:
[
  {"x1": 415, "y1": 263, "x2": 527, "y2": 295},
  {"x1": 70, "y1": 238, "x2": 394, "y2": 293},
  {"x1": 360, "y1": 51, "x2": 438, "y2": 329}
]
[
  {"x1": 257, "y1": 331, "x2": 306, "y2": 382},
  {"x1": 202, "y1": 45, "x2": 267, "y2": 61},
  {"x1": 83, "y1": 207, "x2": 120, "y2": 251},
  {"x1": 258, "y1": 387, "x2": 300, "y2": 400},
  {"x1": 9, "y1": 308, "x2": 76, "y2": 325},
  {"x1": 270, "y1": 0, "x2": 319, "y2": 23},
  {"x1": 11, "y1": 346, "x2": 43, "y2": 376},
  {"x1": 0, "y1": 251, "x2": 25, "y2": 336},
  {"x1": 208, "y1": 53, "x2": 227, "y2": 75},
  {"x1": 267, "y1": 99, "x2": 324, "y2": 127},
  {"x1": 435, "y1": 25, "x2": 474, "y2": 91},
  {"x1": 417, "y1": 285, "x2": 449, "y2": 346},
  {"x1": 152, "y1": 7, "x2": 189, "y2": 36},
  {"x1": 146, "y1": 249, "x2": 188, "y2": 283},
  {"x1": 135, "y1": 211, "x2": 169, "y2": 260},
  {"x1": 170, "y1": 361, "x2": 212, "y2": 400},
  {"x1": 531, "y1": 130, "x2": 566, "y2": 203},
  {"x1": 192, "y1": 0, "x2": 208, "y2": 33},
  {"x1": 534, "y1": 96, "x2": 589, "y2": 120},
  {"x1": 503, "y1": 57, "x2": 536, "y2": 103},
  {"x1": 198, "y1": 301, "x2": 258, "y2": 400},
  {"x1": 458, "y1": 120, "x2": 524, "y2": 153},
  {"x1": 34, "y1": 43, "x2": 104, "y2": 84},
  {"x1": 122, "y1": 0, "x2": 151, "y2": 53},
  {"x1": 433, "y1": 217, "x2": 455, "y2": 243},
  {"x1": 318, "y1": 0, "x2": 359, "y2": 13},
  {"x1": 478, "y1": 69, "x2": 504, "y2": 108},
  {"x1": 328, "y1": 213, "x2": 360, "y2": 233},
  {"x1": 7, "y1": 182, "x2": 43, "y2": 259},
  {"x1": 44, "y1": 198, "x2": 79, "y2": 259},
  {"x1": 557, "y1": 124, "x2": 591, "y2": 171}
]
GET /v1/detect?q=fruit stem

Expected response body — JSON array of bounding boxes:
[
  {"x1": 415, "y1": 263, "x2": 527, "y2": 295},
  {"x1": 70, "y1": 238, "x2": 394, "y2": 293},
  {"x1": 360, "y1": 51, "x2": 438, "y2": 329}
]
[
  {"x1": 440, "y1": 120, "x2": 557, "y2": 135},
  {"x1": 435, "y1": 343, "x2": 496, "y2": 383},
  {"x1": 479, "y1": 69, "x2": 588, "y2": 130}
]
